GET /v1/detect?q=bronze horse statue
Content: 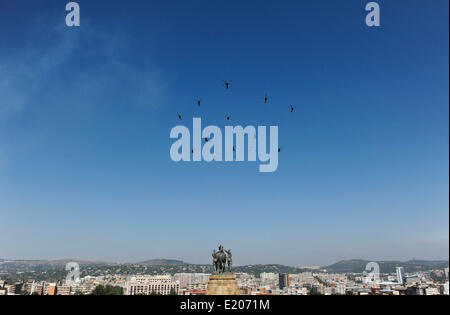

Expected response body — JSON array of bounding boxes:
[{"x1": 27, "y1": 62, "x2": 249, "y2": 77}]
[{"x1": 212, "y1": 245, "x2": 230, "y2": 273}]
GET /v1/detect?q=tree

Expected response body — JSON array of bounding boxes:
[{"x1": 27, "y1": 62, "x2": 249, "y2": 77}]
[
  {"x1": 91, "y1": 285, "x2": 124, "y2": 295},
  {"x1": 169, "y1": 288, "x2": 178, "y2": 295}
]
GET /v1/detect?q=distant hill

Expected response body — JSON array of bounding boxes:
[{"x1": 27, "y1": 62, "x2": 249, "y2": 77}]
[
  {"x1": 2, "y1": 257, "x2": 447, "y2": 274},
  {"x1": 136, "y1": 259, "x2": 185, "y2": 266},
  {"x1": 0, "y1": 258, "x2": 185, "y2": 266},
  {"x1": 0, "y1": 259, "x2": 108, "y2": 266},
  {"x1": 232, "y1": 264, "x2": 313, "y2": 275},
  {"x1": 406, "y1": 259, "x2": 449, "y2": 266},
  {"x1": 324, "y1": 259, "x2": 449, "y2": 273}
]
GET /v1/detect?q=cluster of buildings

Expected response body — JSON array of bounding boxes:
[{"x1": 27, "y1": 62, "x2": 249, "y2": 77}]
[
  {"x1": 179, "y1": 267, "x2": 449, "y2": 296},
  {"x1": 0, "y1": 279, "x2": 98, "y2": 295},
  {"x1": 1, "y1": 267, "x2": 448, "y2": 295},
  {"x1": 235, "y1": 267, "x2": 449, "y2": 295}
]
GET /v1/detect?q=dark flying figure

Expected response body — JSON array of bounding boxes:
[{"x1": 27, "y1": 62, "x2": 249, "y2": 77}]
[{"x1": 261, "y1": 93, "x2": 270, "y2": 104}]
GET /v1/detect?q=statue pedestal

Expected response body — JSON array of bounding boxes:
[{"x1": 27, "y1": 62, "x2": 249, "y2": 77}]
[{"x1": 206, "y1": 274, "x2": 239, "y2": 295}]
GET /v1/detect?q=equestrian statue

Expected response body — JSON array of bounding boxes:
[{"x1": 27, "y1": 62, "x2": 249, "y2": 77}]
[{"x1": 212, "y1": 245, "x2": 233, "y2": 274}]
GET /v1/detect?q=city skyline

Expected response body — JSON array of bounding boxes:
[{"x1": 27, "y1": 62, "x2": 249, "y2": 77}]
[
  {"x1": 0, "y1": 0, "x2": 449, "y2": 266},
  {"x1": 1, "y1": 258, "x2": 449, "y2": 296}
]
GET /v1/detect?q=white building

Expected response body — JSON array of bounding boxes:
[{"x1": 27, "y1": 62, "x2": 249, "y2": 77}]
[
  {"x1": 260, "y1": 272, "x2": 277, "y2": 281},
  {"x1": 425, "y1": 287, "x2": 440, "y2": 295},
  {"x1": 396, "y1": 267, "x2": 405, "y2": 285},
  {"x1": 173, "y1": 273, "x2": 210, "y2": 288},
  {"x1": 126, "y1": 275, "x2": 179, "y2": 295}
]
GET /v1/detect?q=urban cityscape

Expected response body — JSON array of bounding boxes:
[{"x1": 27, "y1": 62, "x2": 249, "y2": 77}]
[
  {"x1": 1, "y1": 0, "x2": 448, "y2": 305},
  {"x1": 1, "y1": 258, "x2": 448, "y2": 295}
]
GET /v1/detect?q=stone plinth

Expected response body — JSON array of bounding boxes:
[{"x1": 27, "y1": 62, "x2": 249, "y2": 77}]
[{"x1": 206, "y1": 274, "x2": 239, "y2": 295}]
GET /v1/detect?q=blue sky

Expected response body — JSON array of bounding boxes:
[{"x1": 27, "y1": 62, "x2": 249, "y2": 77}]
[{"x1": 0, "y1": 0, "x2": 448, "y2": 266}]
